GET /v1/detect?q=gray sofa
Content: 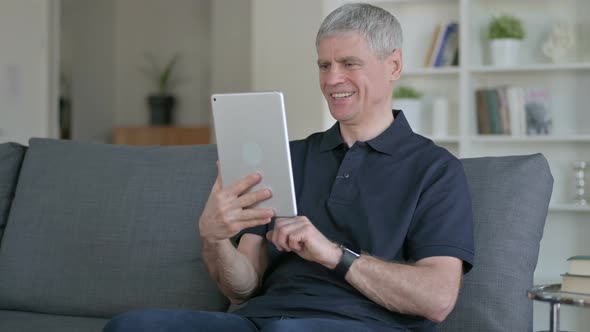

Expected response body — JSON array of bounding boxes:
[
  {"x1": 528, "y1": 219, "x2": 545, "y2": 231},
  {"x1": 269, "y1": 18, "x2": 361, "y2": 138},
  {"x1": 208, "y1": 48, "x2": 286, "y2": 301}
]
[{"x1": 0, "y1": 138, "x2": 553, "y2": 332}]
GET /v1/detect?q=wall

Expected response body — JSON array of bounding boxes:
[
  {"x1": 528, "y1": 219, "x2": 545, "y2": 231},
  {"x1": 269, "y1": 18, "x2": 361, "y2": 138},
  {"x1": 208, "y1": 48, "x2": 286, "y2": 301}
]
[
  {"x1": 210, "y1": 0, "x2": 252, "y2": 96},
  {"x1": 61, "y1": 0, "x2": 115, "y2": 142},
  {"x1": 0, "y1": 0, "x2": 57, "y2": 145},
  {"x1": 251, "y1": 0, "x2": 326, "y2": 140},
  {"x1": 209, "y1": 0, "x2": 253, "y2": 136},
  {"x1": 22, "y1": 1, "x2": 331, "y2": 144},
  {"x1": 114, "y1": 0, "x2": 211, "y2": 127}
]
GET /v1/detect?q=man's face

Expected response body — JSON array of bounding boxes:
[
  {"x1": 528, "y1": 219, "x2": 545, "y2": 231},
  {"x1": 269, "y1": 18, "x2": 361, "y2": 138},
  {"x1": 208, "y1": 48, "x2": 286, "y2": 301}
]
[{"x1": 317, "y1": 33, "x2": 401, "y2": 125}]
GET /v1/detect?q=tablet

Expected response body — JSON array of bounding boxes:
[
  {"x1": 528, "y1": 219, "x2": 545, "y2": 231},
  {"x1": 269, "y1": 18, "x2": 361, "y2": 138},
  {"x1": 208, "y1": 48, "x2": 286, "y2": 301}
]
[{"x1": 211, "y1": 92, "x2": 297, "y2": 217}]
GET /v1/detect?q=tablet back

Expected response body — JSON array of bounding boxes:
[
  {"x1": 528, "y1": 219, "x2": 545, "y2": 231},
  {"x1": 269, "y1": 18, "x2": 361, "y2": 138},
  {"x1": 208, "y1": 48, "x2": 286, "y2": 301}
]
[{"x1": 211, "y1": 92, "x2": 297, "y2": 217}]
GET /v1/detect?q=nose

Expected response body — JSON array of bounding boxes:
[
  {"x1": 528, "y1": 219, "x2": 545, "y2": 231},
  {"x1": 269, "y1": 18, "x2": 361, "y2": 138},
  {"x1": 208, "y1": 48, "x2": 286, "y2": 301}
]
[{"x1": 323, "y1": 66, "x2": 346, "y2": 86}]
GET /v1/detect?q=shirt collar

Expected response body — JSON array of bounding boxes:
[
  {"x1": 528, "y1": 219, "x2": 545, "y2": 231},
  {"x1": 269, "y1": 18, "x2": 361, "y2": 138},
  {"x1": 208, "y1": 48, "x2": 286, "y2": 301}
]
[
  {"x1": 366, "y1": 110, "x2": 413, "y2": 156},
  {"x1": 319, "y1": 121, "x2": 345, "y2": 152},
  {"x1": 319, "y1": 110, "x2": 414, "y2": 155}
]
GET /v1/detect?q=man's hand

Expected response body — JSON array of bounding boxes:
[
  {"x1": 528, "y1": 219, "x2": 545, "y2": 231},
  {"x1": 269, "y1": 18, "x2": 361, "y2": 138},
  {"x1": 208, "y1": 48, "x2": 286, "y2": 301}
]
[
  {"x1": 266, "y1": 216, "x2": 342, "y2": 269},
  {"x1": 198, "y1": 162, "x2": 275, "y2": 243}
]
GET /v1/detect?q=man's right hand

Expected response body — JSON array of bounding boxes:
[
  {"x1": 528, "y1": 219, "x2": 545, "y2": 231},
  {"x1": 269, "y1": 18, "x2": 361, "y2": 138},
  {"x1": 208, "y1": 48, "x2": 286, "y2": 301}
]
[{"x1": 198, "y1": 162, "x2": 275, "y2": 243}]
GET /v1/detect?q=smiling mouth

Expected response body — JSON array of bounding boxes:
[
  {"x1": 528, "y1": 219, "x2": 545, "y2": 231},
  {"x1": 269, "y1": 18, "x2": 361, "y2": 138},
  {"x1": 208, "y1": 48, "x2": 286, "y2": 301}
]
[{"x1": 330, "y1": 92, "x2": 355, "y2": 99}]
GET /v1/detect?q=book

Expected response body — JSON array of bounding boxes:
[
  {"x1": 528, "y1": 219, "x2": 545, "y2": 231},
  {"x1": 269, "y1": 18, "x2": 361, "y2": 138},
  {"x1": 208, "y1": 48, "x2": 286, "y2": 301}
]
[
  {"x1": 484, "y1": 89, "x2": 502, "y2": 134},
  {"x1": 496, "y1": 87, "x2": 511, "y2": 135},
  {"x1": 430, "y1": 22, "x2": 459, "y2": 67},
  {"x1": 435, "y1": 22, "x2": 459, "y2": 67},
  {"x1": 451, "y1": 47, "x2": 459, "y2": 66},
  {"x1": 567, "y1": 256, "x2": 590, "y2": 276},
  {"x1": 428, "y1": 23, "x2": 446, "y2": 67},
  {"x1": 424, "y1": 24, "x2": 442, "y2": 67},
  {"x1": 561, "y1": 273, "x2": 590, "y2": 295},
  {"x1": 506, "y1": 86, "x2": 526, "y2": 136},
  {"x1": 475, "y1": 89, "x2": 490, "y2": 134}
]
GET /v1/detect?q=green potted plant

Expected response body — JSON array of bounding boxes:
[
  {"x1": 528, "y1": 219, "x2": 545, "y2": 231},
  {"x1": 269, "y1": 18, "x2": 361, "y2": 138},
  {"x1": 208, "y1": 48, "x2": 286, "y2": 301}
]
[
  {"x1": 487, "y1": 14, "x2": 525, "y2": 66},
  {"x1": 393, "y1": 86, "x2": 423, "y2": 99},
  {"x1": 141, "y1": 53, "x2": 181, "y2": 125},
  {"x1": 392, "y1": 85, "x2": 424, "y2": 134}
]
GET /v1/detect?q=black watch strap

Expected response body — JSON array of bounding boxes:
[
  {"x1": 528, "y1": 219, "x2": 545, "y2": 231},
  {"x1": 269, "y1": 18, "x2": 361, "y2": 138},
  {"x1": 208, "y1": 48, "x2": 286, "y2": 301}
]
[{"x1": 334, "y1": 244, "x2": 360, "y2": 278}]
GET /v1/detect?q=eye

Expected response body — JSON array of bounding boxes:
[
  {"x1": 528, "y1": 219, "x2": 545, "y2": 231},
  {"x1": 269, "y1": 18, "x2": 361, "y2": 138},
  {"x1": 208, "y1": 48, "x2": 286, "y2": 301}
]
[
  {"x1": 318, "y1": 63, "x2": 330, "y2": 71},
  {"x1": 345, "y1": 62, "x2": 358, "y2": 68}
]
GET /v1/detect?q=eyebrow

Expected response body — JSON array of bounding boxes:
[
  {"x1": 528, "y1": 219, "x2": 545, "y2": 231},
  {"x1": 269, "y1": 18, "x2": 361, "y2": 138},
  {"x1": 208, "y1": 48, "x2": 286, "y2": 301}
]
[
  {"x1": 337, "y1": 56, "x2": 363, "y2": 63},
  {"x1": 317, "y1": 56, "x2": 363, "y2": 65}
]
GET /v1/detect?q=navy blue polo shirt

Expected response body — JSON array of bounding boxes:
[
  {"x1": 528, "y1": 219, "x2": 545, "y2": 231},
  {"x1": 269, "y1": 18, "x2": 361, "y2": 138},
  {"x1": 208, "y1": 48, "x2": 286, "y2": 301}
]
[{"x1": 234, "y1": 110, "x2": 474, "y2": 330}]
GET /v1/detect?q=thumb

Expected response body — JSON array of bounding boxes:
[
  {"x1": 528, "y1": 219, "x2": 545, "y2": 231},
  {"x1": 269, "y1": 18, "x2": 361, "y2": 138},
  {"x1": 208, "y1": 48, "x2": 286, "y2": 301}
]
[{"x1": 213, "y1": 160, "x2": 223, "y2": 190}]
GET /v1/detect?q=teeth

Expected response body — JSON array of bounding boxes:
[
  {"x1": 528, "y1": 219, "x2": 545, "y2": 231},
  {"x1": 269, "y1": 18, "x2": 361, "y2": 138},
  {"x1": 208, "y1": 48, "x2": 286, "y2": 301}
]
[{"x1": 332, "y1": 92, "x2": 355, "y2": 99}]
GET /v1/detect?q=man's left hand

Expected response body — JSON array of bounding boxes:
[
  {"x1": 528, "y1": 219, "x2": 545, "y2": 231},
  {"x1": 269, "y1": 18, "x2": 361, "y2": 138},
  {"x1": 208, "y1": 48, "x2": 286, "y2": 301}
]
[{"x1": 266, "y1": 216, "x2": 342, "y2": 269}]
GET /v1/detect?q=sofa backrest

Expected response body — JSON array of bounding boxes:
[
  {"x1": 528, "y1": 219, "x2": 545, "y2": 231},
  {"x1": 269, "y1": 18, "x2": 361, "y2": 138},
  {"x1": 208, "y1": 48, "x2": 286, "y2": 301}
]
[
  {"x1": 439, "y1": 154, "x2": 553, "y2": 332},
  {"x1": 0, "y1": 139, "x2": 554, "y2": 330},
  {"x1": 0, "y1": 138, "x2": 227, "y2": 318},
  {"x1": 0, "y1": 142, "x2": 26, "y2": 242}
]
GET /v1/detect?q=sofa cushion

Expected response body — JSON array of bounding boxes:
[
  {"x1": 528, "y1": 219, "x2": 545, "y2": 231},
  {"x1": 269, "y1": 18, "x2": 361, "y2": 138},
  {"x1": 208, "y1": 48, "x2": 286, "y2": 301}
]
[
  {"x1": 438, "y1": 154, "x2": 553, "y2": 332},
  {"x1": 0, "y1": 142, "x2": 26, "y2": 242},
  {"x1": 0, "y1": 138, "x2": 227, "y2": 318},
  {"x1": 0, "y1": 310, "x2": 108, "y2": 332}
]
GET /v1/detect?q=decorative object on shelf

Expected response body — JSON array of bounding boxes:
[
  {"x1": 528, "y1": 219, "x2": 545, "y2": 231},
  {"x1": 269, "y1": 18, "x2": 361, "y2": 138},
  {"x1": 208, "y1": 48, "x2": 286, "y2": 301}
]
[
  {"x1": 542, "y1": 22, "x2": 576, "y2": 63},
  {"x1": 393, "y1": 85, "x2": 424, "y2": 134},
  {"x1": 573, "y1": 161, "x2": 587, "y2": 205},
  {"x1": 140, "y1": 52, "x2": 181, "y2": 125},
  {"x1": 59, "y1": 72, "x2": 71, "y2": 139},
  {"x1": 524, "y1": 88, "x2": 552, "y2": 135},
  {"x1": 487, "y1": 14, "x2": 525, "y2": 67},
  {"x1": 432, "y1": 96, "x2": 449, "y2": 137}
]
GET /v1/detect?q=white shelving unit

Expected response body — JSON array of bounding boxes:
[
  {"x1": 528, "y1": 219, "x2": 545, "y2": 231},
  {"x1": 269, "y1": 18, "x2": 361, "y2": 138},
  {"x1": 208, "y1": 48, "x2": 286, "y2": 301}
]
[{"x1": 361, "y1": 0, "x2": 590, "y2": 330}]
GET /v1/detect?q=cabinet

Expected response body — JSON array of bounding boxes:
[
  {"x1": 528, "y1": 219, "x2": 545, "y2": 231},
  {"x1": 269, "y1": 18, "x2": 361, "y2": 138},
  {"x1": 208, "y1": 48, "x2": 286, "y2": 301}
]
[
  {"x1": 112, "y1": 126, "x2": 212, "y2": 146},
  {"x1": 333, "y1": 0, "x2": 590, "y2": 330}
]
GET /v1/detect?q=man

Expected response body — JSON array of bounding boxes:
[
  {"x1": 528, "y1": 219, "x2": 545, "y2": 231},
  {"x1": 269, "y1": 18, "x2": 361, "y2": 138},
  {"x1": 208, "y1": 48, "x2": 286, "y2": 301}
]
[{"x1": 104, "y1": 3, "x2": 473, "y2": 331}]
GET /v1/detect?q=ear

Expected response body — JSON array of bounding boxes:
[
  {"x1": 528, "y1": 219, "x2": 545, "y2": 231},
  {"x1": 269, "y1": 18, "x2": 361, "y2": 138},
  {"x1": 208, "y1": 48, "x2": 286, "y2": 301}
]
[{"x1": 388, "y1": 49, "x2": 403, "y2": 81}]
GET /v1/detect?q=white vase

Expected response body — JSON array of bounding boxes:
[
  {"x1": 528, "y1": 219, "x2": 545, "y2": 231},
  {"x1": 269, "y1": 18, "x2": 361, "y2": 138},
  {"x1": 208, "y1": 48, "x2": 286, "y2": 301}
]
[
  {"x1": 490, "y1": 39, "x2": 522, "y2": 67},
  {"x1": 393, "y1": 98, "x2": 422, "y2": 134},
  {"x1": 432, "y1": 97, "x2": 449, "y2": 137}
]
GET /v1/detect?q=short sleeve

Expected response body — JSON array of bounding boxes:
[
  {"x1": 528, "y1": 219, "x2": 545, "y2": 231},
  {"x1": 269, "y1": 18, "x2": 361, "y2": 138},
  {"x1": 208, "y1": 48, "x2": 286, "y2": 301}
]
[{"x1": 407, "y1": 158, "x2": 475, "y2": 273}]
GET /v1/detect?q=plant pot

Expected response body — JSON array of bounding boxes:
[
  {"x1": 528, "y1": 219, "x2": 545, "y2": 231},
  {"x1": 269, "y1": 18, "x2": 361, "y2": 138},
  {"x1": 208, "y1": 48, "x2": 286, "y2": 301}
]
[
  {"x1": 393, "y1": 98, "x2": 423, "y2": 134},
  {"x1": 148, "y1": 94, "x2": 175, "y2": 125},
  {"x1": 490, "y1": 39, "x2": 522, "y2": 67}
]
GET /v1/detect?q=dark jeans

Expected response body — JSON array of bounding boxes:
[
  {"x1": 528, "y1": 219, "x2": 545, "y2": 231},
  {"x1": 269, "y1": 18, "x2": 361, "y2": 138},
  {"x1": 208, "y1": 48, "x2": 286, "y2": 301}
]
[{"x1": 103, "y1": 309, "x2": 402, "y2": 332}]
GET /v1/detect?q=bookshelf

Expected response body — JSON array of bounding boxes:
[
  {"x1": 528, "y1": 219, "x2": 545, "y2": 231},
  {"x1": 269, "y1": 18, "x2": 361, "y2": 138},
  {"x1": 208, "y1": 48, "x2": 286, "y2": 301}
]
[{"x1": 326, "y1": 0, "x2": 590, "y2": 330}]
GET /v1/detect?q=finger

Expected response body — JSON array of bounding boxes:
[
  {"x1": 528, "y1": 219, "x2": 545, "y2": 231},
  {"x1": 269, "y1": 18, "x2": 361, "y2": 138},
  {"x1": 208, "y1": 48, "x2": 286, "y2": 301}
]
[
  {"x1": 266, "y1": 230, "x2": 287, "y2": 252},
  {"x1": 273, "y1": 217, "x2": 299, "y2": 229},
  {"x1": 226, "y1": 172, "x2": 262, "y2": 197},
  {"x1": 265, "y1": 231, "x2": 284, "y2": 251},
  {"x1": 282, "y1": 222, "x2": 308, "y2": 251},
  {"x1": 214, "y1": 160, "x2": 223, "y2": 190},
  {"x1": 234, "y1": 188, "x2": 273, "y2": 209},
  {"x1": 287, "y1": 231, "x2": 304, "y2": 251},
  {"x1": 237, "y1": 208, "x2": 275, "y2": 221},
  {"x1": 233, "y1": 217, "x2": 272, "y2": 231},
  {"x1": 272, "y1": 219, "x2": 304, "y2": 251}
]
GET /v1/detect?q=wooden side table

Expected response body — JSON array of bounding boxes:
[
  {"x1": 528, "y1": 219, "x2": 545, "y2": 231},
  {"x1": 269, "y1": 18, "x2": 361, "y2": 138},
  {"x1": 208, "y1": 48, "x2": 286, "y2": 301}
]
[
  {"x1": 112, "y1": 126, "x2": 212, "y2": 146},
  {"x1": 528, "y1": 284, "x2": 590, "y2": 332}
]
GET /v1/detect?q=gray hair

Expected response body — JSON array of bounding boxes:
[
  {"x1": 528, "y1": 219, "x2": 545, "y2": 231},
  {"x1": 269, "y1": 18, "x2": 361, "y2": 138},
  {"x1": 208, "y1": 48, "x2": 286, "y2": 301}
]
[{"x1": 316, "y1": 3, "x2": 403, "y2": 60}]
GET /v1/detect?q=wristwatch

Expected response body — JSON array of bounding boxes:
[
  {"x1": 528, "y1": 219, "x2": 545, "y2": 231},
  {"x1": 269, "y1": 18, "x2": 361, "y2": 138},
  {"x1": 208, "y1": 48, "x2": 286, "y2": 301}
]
[{"x1": 334, "y1": 244, "x2": 360, "y2": 278}]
